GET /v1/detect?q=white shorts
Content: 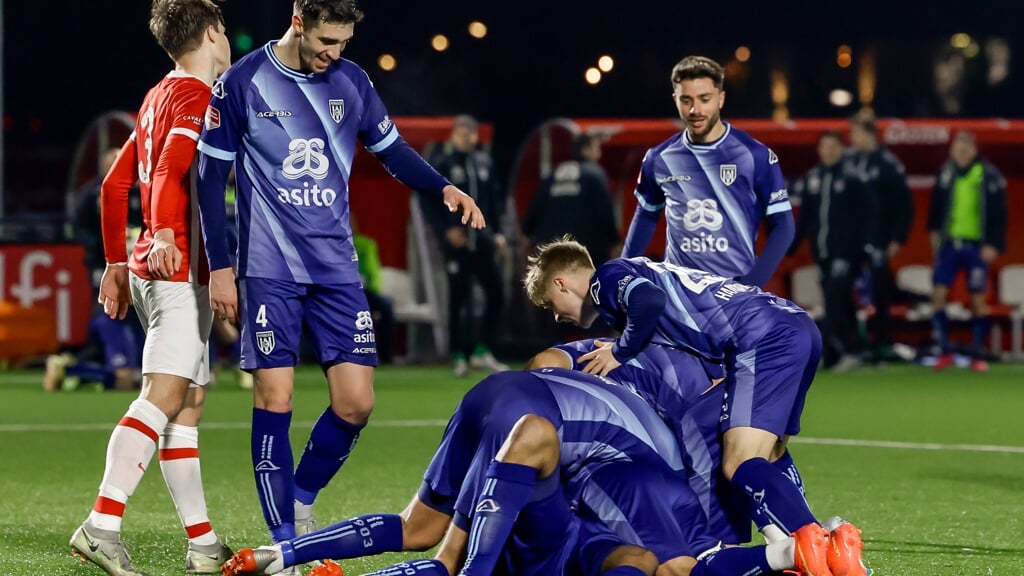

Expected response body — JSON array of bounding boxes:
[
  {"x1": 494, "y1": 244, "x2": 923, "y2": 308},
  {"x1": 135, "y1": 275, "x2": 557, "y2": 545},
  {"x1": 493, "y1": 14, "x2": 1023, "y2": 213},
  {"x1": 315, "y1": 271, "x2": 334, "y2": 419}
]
[{"x1": 129, "y1": 272, "x2": 213, "y2": 386}]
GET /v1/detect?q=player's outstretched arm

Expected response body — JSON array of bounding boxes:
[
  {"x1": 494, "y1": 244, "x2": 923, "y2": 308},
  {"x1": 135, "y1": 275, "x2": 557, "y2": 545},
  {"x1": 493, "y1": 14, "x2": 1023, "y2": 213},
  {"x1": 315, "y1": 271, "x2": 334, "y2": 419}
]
[{"x1": 372, "y1": 137, "x2": 486, "y2": 229}]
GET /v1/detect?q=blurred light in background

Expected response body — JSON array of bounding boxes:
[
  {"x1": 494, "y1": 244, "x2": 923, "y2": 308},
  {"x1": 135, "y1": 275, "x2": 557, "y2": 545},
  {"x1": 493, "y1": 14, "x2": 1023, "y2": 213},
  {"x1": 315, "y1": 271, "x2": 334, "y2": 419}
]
[
  {"x1": 585, "y1": 67, "x2": 602, "y2": 85},
  {"x1": 837, "y1": 44, "x2": 853, "y2": 68},
  {"x1": 963, "y1": 41, "x2": 981, "y2": 58},
  {"x1": 468, "y1": 21, "x2": 488, "y2": 39},
  {"x1": 233, "y1": 31, "x2": 254, "y2": 52},
  {"x1": 858, "y1": 51, "x2": 876, "y2": 110},
  {"x1": 829, "y1": 89, "x2": 854, "y2": 107},
  {"x1": 950, "y1": 33, "x2": 972, "y2": 49},
  {"x1": 378, "y1": 53, "x2": 397, "y2": 71},
  {"x1": 771, "y1": 69, "x2": 789, "y2": 121},
  {"x1": 735, "y1": 46, "x2": 751, "y2": 62},
  {"x1": 598, "y1": 55, "x2": 615, "y2": 73},
  {"x1": 431, "y1": 34, "x2": 449, "y2": 52}
]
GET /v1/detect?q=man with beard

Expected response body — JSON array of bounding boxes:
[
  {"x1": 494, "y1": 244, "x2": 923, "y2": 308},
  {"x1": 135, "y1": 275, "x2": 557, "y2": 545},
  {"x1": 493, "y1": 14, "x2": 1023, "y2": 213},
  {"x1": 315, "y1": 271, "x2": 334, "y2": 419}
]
[{"x1": 621, "y1": 56, "x2": 794, "y2": 289}]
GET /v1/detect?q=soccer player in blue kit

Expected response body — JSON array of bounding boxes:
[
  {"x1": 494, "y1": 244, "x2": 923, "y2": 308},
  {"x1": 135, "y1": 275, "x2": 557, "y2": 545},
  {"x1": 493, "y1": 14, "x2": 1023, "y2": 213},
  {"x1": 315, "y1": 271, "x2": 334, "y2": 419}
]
[
  {"x1": 222, "y1": 367, "x2": 813, "y2": 576},
  {"x1": 524, "y1": 237, "x2": 869, "y2": 576},
  {"x1": 620, "y1": 56, "x2": 794, "y2": 288},
  {"x1": 194, "y1": 0, "x2": 485, "y2": 564},
  {"x1": 527, "y1": 339, "x2": 747, "y2": 546}
]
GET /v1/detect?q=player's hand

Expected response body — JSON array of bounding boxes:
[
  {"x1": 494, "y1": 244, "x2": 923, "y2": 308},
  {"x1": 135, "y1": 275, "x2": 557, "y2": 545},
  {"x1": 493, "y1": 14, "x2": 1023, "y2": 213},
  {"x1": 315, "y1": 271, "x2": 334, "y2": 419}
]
[
  {"x1": 442, "y1": 185, "x2": 486, "y2": 229},
  {"x1": 98, "y1": 264, "x2": 132, "y2": 320},
  {"x1": 147, "y1": 229, "x2": 182, "y2": 279},
  {"x1": 209, "y1": 267, "x2": 238, "y2": 323},
  {"x1": 578, "y1": 342, "x2": 621, "y2": 377},
  {"x1": 981, "y1": 244, "x2": 999, "y2": 264}
]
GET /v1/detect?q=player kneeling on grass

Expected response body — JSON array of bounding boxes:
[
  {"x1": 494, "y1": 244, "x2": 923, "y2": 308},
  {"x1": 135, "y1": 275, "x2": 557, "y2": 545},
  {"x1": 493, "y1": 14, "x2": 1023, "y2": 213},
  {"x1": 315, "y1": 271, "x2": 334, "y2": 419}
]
[
  {"x1": 221, "y1": 368, "x2": 814, "y2": 576},
  {"x1": 523, "y1": 236, "x2": 869, "y2": 576}
]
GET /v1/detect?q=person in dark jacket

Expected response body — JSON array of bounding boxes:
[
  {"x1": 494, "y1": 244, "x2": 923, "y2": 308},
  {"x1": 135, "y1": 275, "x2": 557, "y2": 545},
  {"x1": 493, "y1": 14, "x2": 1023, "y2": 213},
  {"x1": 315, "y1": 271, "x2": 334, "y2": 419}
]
[
  {"x1": 792, "y1": 131, "x2": 879, "y2": 371},
  {"x1": 848, "y1": 115, "x2": 914, "y2": 362},
  {"x1": 420, "y1": 115, "x2": 508, "y2": 376},
  {"x1": 928, "y1": 130, "x2": 1006, "y2": 372},
  {"x1": 522, "y1": 131, "x2": 620, "y2": 266}
]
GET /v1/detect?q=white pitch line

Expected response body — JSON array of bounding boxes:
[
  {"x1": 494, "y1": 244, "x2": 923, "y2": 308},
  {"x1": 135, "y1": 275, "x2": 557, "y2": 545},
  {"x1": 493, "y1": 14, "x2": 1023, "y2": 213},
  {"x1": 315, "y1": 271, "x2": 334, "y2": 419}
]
[
  {"x1": 0, "y1": 419, "x2": 447, "y2": 433},
  {"x1": 1, "y1": 420, "x2": 1022, "y2": 455},
  {"x1": 789, "y1": 436, "x2": 1024, "y2": 454}
]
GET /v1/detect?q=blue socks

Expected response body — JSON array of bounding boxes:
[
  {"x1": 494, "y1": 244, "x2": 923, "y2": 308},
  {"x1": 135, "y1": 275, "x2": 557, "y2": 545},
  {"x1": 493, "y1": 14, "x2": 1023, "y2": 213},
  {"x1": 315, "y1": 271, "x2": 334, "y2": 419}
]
[
  {"x1": 294, "y1": 408, "x2": 365, "y2": 505},
  {"x1": 732, "y1": 457, "x2": 817, "y2": 535},
  {"x1": 65, "y1": 362, "x2": 115, "y2": 388},
  {"x1": 691, "y1": 545, "x2": 772, "y2": 576},
  {"x1": 362, "y1": 559, "x2": 449, "y2": 575},
  {"x1": 971, "y1": 315, "x2": 990, "y2": 356},
  {"x1": 773, "y1": 450, "x2": 807, "y2": 499},
  {"x1": 461, "y1": 461, "x2": 538, "y2": 575},
  {"x1": 283, "y1": 513, "x2": 402, "y2": 566},
  {"x1": 251, "y1": 408, "x2": 295, "y2": 542},
  {"x1": 932, "y1": 310, "x2": 950, "y2": 352}
]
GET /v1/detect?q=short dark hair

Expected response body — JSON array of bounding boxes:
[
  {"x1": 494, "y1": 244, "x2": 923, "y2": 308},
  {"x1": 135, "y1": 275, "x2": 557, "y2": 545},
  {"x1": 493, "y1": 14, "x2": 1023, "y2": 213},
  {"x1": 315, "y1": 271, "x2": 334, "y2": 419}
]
[
  {"x1": 295, "y1": 0, "x2": 364, "y2": 28},
  {"x1": 818, "y1": 130, "x2": 843, "y2": 145},
  {"x1": 848, "y1": 113, "x2": 877, "y2": 136},
  {"x1": 572, "y1": 132, "x2": 600, "y2": 159},
  {"x1": 149, "y1": 0, "x2": 224, "y2": 59},
  {"x1": 670, "y1": 56, "x2": 725, "y2": 90}
]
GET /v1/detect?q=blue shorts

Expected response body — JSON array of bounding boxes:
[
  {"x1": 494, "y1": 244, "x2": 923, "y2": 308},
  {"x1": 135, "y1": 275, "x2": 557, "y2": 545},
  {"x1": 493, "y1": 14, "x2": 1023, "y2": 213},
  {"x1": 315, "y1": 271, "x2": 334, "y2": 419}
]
[
  {"x1": 421, "y1": 372, "x2": 562, "y2": 516},
  {"x1": 933, "y1": 239, "x2": 988, "y2": 293},
  {"x1": 578, "y1": 462, "x2": 718, "y2": 564},
  {"x1": 722, "y1": 309, "x2": 822, "y2": 439},
  {"x1": 90, "y1": 313, "x2": 143, "y2": 370},
  {"x1": 238, "y1": 277, "x2": 377, "y2": 370}
]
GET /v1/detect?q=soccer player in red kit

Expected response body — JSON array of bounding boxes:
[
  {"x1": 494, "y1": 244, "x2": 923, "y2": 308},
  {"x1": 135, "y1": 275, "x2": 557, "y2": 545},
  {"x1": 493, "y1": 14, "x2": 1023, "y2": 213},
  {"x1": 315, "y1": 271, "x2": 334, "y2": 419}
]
[{"x1": 70, "y1": 2, "x2": 233, "y2": 575}]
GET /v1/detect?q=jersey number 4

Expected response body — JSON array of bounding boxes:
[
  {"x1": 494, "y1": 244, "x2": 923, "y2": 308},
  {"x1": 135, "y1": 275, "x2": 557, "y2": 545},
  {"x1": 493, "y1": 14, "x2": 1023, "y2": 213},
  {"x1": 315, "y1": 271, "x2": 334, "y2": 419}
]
[{"x1": 255, "y1": 304, "x2": 269, "y2": 328}]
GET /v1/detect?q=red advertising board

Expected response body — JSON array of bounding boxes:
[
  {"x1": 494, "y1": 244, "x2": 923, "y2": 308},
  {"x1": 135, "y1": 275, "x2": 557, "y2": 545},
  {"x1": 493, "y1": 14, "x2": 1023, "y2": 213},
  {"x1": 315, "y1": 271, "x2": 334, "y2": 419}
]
[{"x1": 0, "y1": 244, "x2": 93, "y2": 346}]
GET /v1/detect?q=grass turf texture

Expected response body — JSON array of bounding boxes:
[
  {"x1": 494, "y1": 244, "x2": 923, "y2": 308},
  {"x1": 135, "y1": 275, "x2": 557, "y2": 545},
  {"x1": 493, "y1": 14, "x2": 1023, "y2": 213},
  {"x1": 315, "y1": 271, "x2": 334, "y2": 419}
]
[{"x1": 1, "y1": 363, "x2": 1022, "y2": 575}]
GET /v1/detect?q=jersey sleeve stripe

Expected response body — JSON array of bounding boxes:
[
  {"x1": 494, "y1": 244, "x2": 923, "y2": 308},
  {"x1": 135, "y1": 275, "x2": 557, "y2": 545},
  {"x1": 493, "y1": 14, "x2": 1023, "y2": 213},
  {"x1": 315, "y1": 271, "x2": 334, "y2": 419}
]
[
  {"x1": 365, "y1": 128, "x2": 400, "y2": 153},
  {"x1": 622, "y1": 276, "x2": 651, "y2": 303},
  {"x1": 197, "y1": 140, "x2": 235, "y2": 162},
  {"x1": 766, "y1": 202, "x2": 792, "y2": 215},
  {"x1": 168, "y1": 126, "x2": 200, "y2": 141},
  {"x1": 633, "y1": 189, "x2": 664, "y2": 211}
]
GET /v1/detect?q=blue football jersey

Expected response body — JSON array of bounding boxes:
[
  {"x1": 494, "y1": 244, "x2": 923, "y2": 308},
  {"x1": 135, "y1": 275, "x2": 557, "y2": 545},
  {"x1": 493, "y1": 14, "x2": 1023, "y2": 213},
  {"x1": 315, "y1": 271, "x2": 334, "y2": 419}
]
[
  {"x1": 197, "y1": 42, "x2": 399, "y2": 284},
  {"x1": 632, "y1": 123, "x2": 791, "y2": 277},
  {"x1": 591, "y1": 257, "x2": 808, "y2": 362}
]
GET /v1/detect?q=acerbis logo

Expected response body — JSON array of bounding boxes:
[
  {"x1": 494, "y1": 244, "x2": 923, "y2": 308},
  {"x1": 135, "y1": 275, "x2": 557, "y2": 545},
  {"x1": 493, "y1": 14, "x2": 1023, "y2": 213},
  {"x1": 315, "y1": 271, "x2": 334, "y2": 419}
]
[
  {"x1": 769, "y1": 189, "x2": 789, "y2": 203},
  {"x1": 257, "y1": 110, "x2": 293, "y2": 118},
  {"x1": 278, "y1": 138, "x2": 336, "y2": 207}
]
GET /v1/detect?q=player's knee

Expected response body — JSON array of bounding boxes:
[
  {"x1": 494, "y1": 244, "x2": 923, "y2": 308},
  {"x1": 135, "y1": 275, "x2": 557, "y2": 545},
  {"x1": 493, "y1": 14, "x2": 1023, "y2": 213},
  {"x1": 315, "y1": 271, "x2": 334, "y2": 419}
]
[
  {"x1": 330, "y1": 397, "x2": 374, "y2": 425},
  {"x1": 499, "y1": 414, "x2": 559, "y2": 473},
  {"x1": 602, "y1": 545, "x2": 660, "y2": 575}
]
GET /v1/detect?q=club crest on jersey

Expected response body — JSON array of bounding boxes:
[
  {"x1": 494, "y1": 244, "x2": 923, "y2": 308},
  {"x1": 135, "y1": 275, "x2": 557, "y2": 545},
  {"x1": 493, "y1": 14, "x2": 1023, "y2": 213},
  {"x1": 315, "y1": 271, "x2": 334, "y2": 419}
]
[
  {"x1": 256, "y1": 330, "x2": 275, "y2": 355},
  {"x1": 719, "y1": 164, "x2": 737, "y2": 186},
  {"x1": 329, "y1": 99, "x2": 345, "y2": 123}
]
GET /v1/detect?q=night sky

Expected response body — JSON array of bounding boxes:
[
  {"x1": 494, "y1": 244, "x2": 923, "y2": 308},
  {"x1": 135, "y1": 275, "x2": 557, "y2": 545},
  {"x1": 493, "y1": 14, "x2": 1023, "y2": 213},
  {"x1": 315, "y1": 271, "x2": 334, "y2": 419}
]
[{"x1": 3, "y1": 0, "x2": 1020, "y2": 213}]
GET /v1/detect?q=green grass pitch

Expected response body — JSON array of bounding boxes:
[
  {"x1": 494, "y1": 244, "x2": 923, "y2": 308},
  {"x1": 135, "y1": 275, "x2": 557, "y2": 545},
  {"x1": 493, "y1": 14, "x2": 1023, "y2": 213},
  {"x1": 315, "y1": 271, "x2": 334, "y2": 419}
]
[{"x1": 1, "y1": 363, "x2": 1022, "y2": 575}]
